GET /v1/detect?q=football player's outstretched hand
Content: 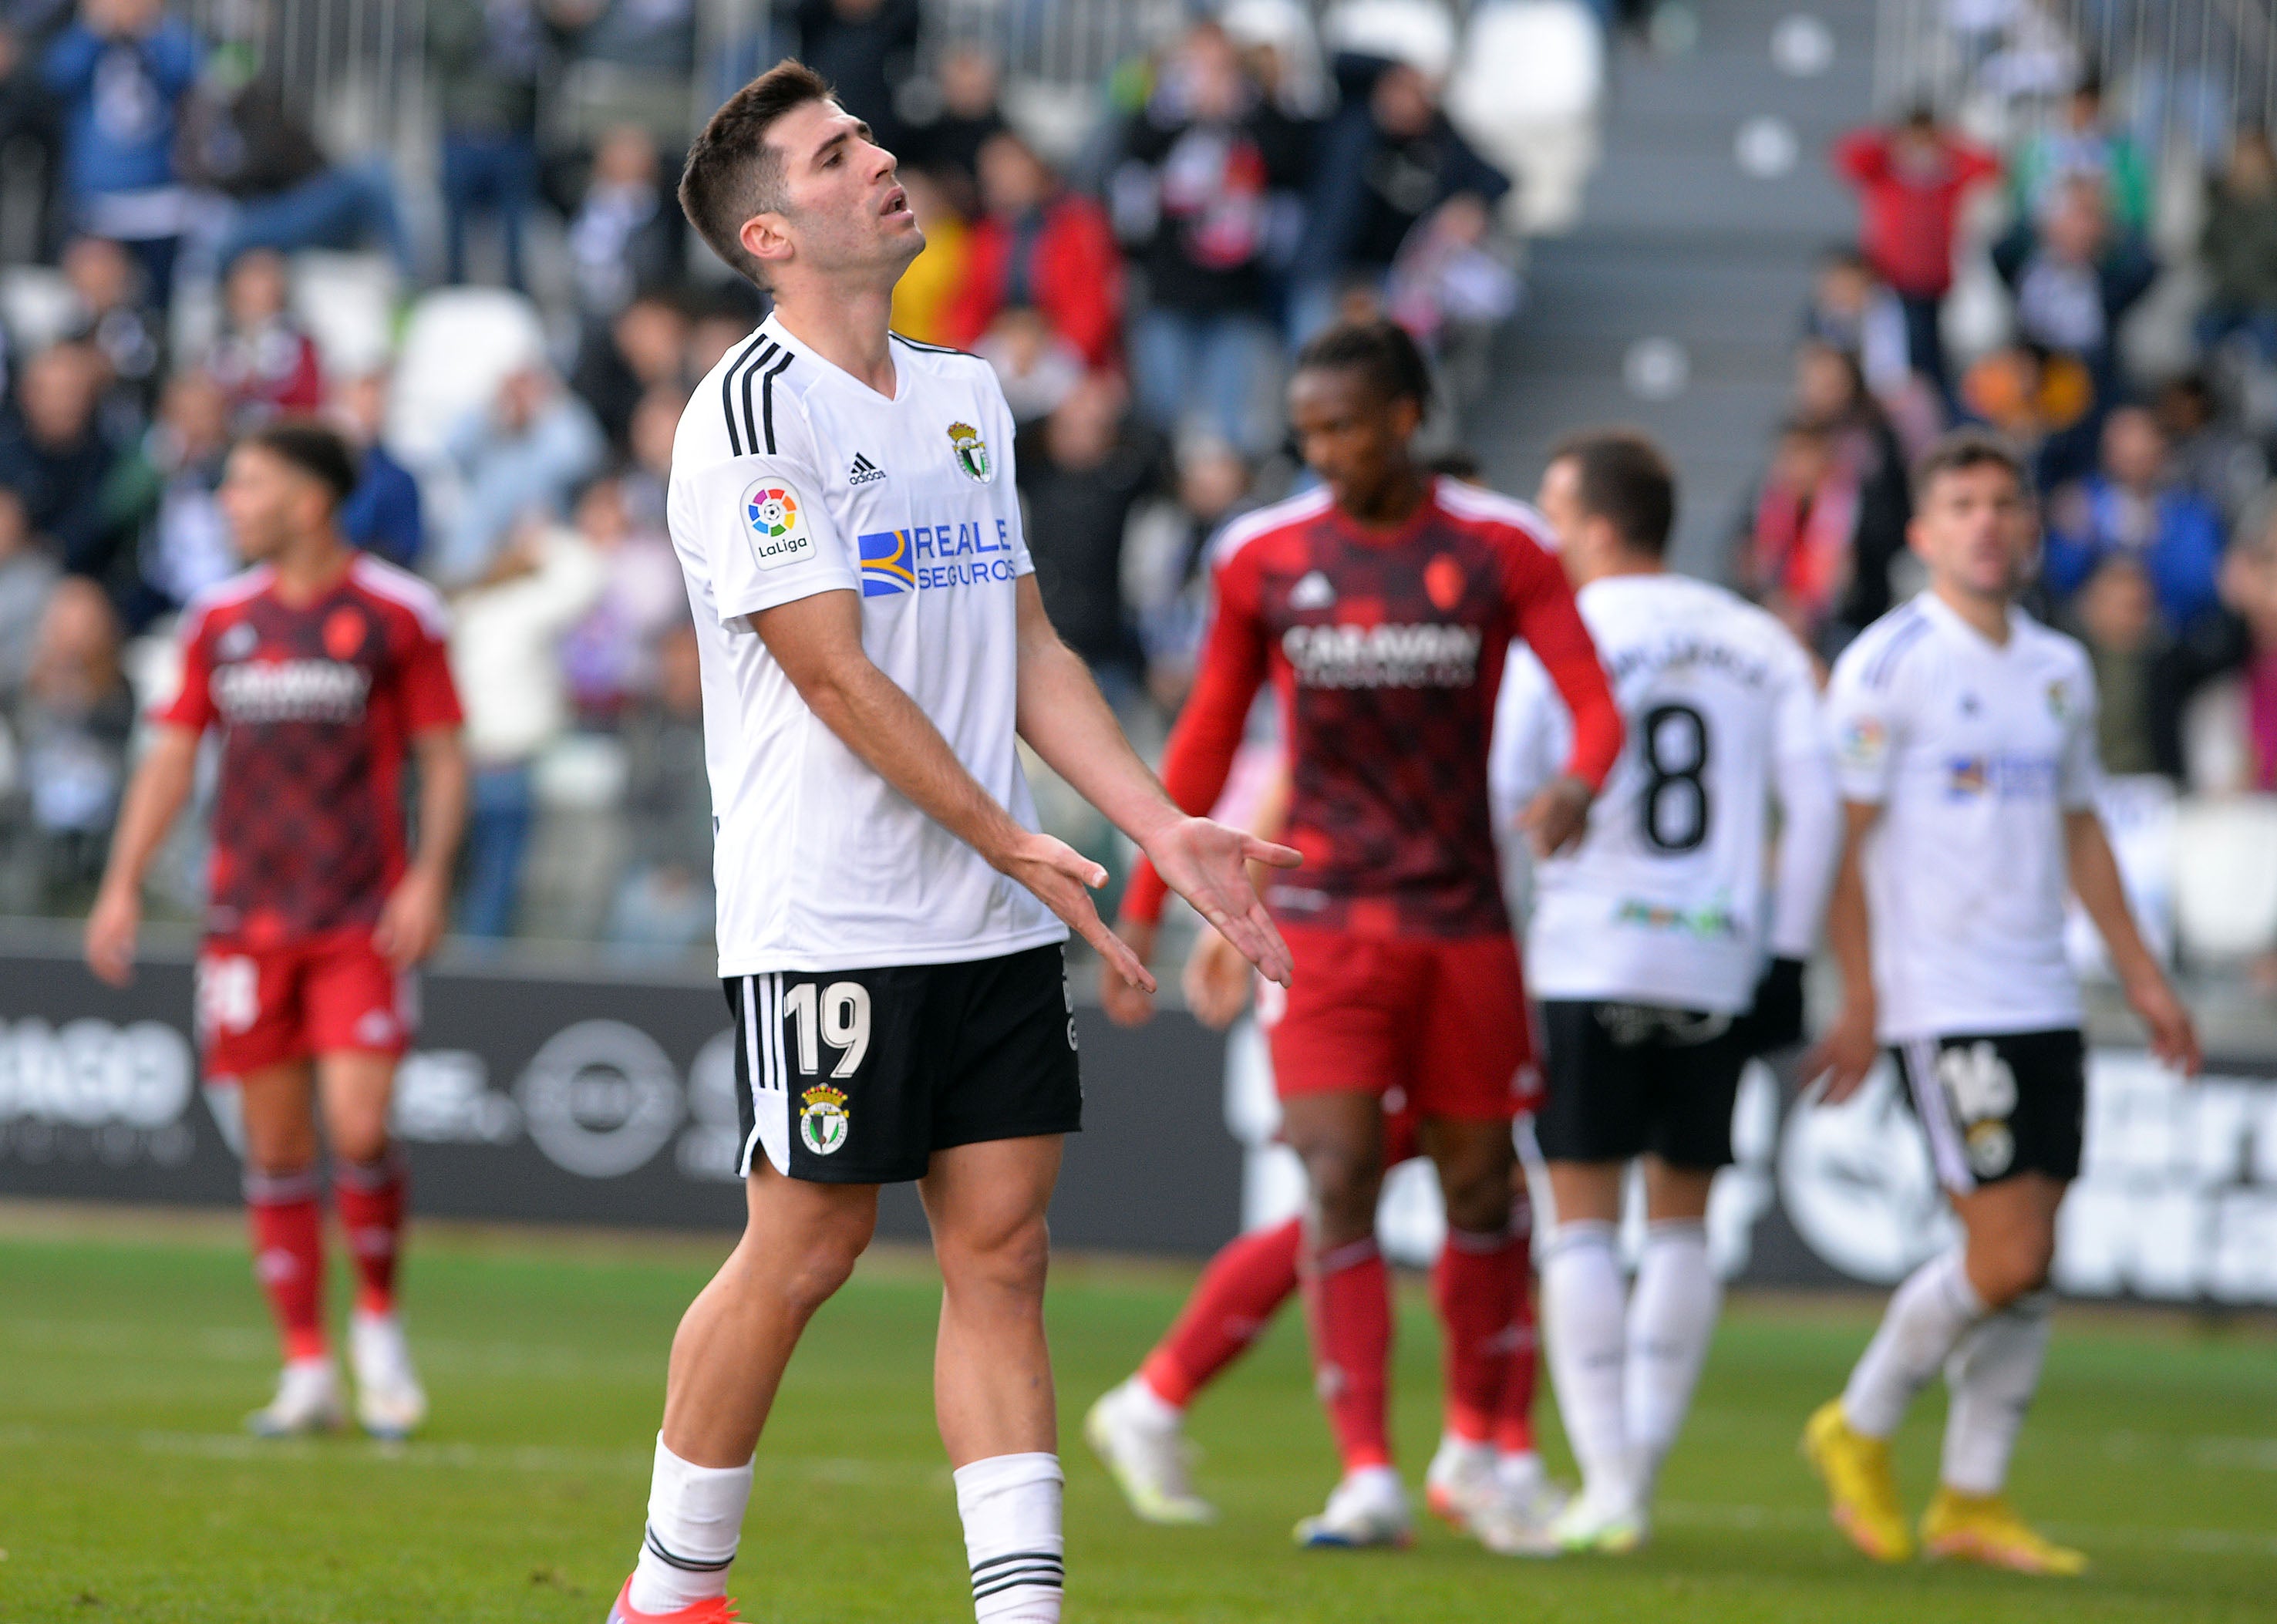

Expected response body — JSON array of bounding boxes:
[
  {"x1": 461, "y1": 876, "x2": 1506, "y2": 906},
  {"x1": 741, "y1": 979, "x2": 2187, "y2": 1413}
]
[{"x1": 1144, "y1": 816, "x2": 1300, "y2": 989}]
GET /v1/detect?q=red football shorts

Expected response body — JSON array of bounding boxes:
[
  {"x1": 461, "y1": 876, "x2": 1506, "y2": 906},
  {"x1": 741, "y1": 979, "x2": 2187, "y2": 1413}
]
[
  {"x1": 1259, "y1": 927, "x2": 1536, "y2": 1120},
  {"x1": 195, "y1": 932, "x2": 415, "y2": 1081}
]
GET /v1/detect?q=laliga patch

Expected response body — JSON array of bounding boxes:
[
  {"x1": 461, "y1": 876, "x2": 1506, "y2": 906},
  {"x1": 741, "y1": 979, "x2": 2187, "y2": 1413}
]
[
  {"x1": 1837, "y1": 715, "x2": 1888, "y2": 772},
  {"x1": 742, "y1": 477, "x2": 814, "y2": 571},
  {"x1": 799, "y1": 1083, "x2": 849, "y2": 1156}
]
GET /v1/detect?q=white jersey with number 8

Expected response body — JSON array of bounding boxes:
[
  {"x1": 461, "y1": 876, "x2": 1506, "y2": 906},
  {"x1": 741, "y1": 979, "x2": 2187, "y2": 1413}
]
[{"x1": 1491, "y1": 572, "x2": 1838, "y2": 1014}]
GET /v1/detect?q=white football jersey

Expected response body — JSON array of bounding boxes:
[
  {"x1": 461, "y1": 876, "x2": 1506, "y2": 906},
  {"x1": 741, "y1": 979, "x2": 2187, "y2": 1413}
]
[
  {"x1": 667, "y1": 317, "x2": 1065, "y2": 975},
  {"x1": 1491, "y1": 572, "x2": 1838, "y2": 1013},
  {"x1": 1824, "y1": 592, "x2": 2100, "y2": 1041}
]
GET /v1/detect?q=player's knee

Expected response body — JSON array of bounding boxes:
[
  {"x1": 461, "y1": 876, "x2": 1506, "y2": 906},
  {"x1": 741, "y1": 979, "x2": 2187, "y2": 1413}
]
[
  {"x1": 1970, "y1": 1228, "x2": 2055, "y2": 1307},
  {"x1": 328, "y1": 1119, "x2": 391, "y2": 1167},
  {"x1": 1441, "y1": 1173, "x2": 1513, "y2": 1236},
  {"x1": 938, "y1": 1212, "x2": 1051, "y2": 1303},
  {"x1": 1302, "y1": 1150, "x2": 1382, "y2": 1236}
]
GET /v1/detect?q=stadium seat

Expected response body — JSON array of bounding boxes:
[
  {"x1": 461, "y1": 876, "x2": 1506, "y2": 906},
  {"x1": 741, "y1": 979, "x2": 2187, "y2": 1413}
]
[
  {"x1": 1447, "y1": 0, "x2": 1604, "y2": 234},
  {"x1": 386, "y1": 286, "x2": 549, "y2": 468},
  {"x1": 1320, "y1": 0, "x2": 1458, "y2": 80},
  {"x1": 288, "y1": 251, "x2": 399, "y2": 379},
  {"x1": 2171, "y1": 794, "x2": 2277, "y2": 963}
]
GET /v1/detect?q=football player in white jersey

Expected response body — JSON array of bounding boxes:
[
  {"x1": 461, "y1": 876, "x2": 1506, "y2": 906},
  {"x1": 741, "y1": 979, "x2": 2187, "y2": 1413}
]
[
  {"x1": 1800, "y1": 431, "x2": 2200, "y2": 1575},
  {"x1": 1490, "y1": 430, "x2": 1841, "y2": 1553},
  {"x1": 606, "y1": 62, "x2": 1301, "y2": 1624}
]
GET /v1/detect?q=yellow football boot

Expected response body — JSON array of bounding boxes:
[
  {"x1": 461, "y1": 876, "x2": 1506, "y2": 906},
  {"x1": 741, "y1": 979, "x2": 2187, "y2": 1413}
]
[
  {"x1": 1800, "y1": 1399, "x2": 1915, "y2": 1562},
  {"x1": 1920, "y1": 1488, "x2": 2087, "y2": 1575}
]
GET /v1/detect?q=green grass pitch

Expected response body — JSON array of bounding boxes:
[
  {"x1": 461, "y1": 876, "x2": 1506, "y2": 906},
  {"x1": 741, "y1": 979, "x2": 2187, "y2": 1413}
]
[{"x1": 0, "y1": 1211, "x2": 2271, "y2": 1622}]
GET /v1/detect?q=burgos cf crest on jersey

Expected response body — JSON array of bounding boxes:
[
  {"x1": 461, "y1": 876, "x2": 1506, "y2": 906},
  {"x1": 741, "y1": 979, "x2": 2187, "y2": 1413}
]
[
  {"x1": 799, "y1": 1083, "x2": 849, "y2": 1156},
  {"x1": 742, "y1": 477, "x2": 814, "y2": 571},
  {"x1": 947, "y1": 419, "x2": 992, "y2": 483}
]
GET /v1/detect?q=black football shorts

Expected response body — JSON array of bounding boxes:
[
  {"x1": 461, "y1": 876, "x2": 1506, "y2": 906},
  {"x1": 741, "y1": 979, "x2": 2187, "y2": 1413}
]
[
  {"x1": 1891, "y1": 1028, "x2": 2085, "y2": 1194},
  {"x1": 1534, "y1": 999, "x2": 1751, "y2": 1171},
  {"x1": 726, "y1": 942, "x2": 1083, "y2": 1184}
]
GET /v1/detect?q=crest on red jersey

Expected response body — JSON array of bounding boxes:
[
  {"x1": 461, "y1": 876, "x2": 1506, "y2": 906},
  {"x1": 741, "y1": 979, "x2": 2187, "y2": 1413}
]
[
  {"x1": 322, "y1": 605, "x2": 368, "y2": 660},
  {"x1": 1424, "y1": 555, "x2": 1466, "y2": 612}
]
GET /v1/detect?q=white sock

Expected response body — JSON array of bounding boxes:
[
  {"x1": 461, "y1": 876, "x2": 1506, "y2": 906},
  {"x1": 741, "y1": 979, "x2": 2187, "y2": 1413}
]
[
  {"x1": 1625, "y1": 1219, "x2": 1720, "y2": 1497},
  {"x1": 1541, "y1": 1220, "x2": 1630, "y2": 1507},
  {"x1": 1495, "y1": 1448, "x2": 1544, "y2": 1496},
  {"x1": 1121, "y1": 1373, "x2": 1183, "y2": 1428},
  {"x1": 628, "y1": 1434, "x2": 754, "y2": 1614},
  {"x1": 956, "y1": 1452, "x2": 1064, "y2": 1623},
  {"x1": 1939, "y1": 1289, "x2": 2053, "y2": 1495},
  {"x1": 1841, "y1": 1248, "x2": 1986, "y2": 1440},
  {"x1": 1427, "y1": 1430, "x2": 1494, "y2": 1481}
]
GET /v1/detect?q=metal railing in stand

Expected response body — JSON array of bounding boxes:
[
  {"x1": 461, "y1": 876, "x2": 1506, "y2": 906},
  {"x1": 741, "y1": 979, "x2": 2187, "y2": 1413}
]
[
  {"x1": 177, "y1": 0, "x2": 433, "y2": 167},
  {"x1": 1874, "y1": 0, "x2": 2275, "y2": 163}
]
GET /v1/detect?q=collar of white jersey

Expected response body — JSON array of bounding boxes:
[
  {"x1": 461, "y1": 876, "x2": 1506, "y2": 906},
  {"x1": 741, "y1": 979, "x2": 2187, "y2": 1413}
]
[
  {"x1": 760, "y1": 312, "x2": 911, "y2": 406},
  {"x1": 1916, "y1": 588, "x2": 2024, "y2": 653}
]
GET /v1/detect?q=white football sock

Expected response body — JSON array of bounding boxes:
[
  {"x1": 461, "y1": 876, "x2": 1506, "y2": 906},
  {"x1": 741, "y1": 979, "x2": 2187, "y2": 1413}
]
[
  {"x1": 1121, "y1": 1373, "x2": 1184, "y2": 1427},
  {"x1": 1939, "y1": 1289, "x2": 2053, "y2": 1495},
  {"x1": 1625, "y1": 1219, "x2": 1720, "y2": 1496},
  {"x1": 1541, "y1": 1220, "x2": 1630, "y2": 1506},
  {"x1": 1841, "y1": 1248, "x2": 1986, "y2": 1440},
  {"x1": 956, "y1": 1451, "x2": 1064, "y2": 1623},
  {"x1": 628, "y1": 1434, "x2": 754, "y2": 1613}
]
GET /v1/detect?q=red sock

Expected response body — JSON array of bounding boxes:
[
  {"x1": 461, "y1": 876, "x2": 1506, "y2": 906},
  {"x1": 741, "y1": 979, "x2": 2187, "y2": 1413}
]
[
  {"x1": 333, "y1": 1151, "x2": 407, "y2": 1316},
  {"x1": 1140, "y1": 1217, "x2": 1304, "y2": 1408},
  {"x1": 1435, "y1": 1226, "x2": 1521, "y2": 1444},
  {"x1": 1303, "y1": 1235, "x2": 1393, "y2": 1472},
  {"x1": 246, "y1": 1167, "x2": 327, "y2": 1362},
  {"x1": 1494, "y1": 1259, "x2": 1540, "y2": 1457}
]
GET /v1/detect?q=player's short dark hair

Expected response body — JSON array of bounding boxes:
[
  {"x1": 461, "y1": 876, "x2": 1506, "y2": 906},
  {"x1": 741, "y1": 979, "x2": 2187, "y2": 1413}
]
[
  {"x1": 239, "y1": 418, "x2": 361, "y2": 511},
  {"x1": 1548, "y1": 428, "x2": 1676, "y2": 557},
  {"x1": 679, "y1": 59, "x2": 834, "y2": 288},
  {"x1": 1293, "y1": 319, "x2": 1433, "y2": 412},
  {"x1": 1426, "y1": 448, "x2": 1483, "y2": 483},
  {"x1": 1912, "y1": 427, "x2": 2026, "y2": 504}
]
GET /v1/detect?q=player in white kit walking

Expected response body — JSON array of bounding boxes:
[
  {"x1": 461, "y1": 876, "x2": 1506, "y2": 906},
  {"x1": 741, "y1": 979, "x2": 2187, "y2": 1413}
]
[
  {"x1": 606, "y1": 62, "x2": 1299, "y2": 1624},
  {"x1": 1490, "y1": 430, "x2": 1841, "y2": 1553},
  {"x1": 1800, "y1": 431, "x2": 2200, "y2": 1575}
]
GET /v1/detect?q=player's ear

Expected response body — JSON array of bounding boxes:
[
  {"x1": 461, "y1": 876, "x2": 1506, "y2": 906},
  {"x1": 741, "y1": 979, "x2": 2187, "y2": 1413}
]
[
  {"x1": 740, "y1": 210, "x2": 793, "y2": 272},
  {"x1": 1389, "y1": 395, "x2": 1423, "y2": 442}
]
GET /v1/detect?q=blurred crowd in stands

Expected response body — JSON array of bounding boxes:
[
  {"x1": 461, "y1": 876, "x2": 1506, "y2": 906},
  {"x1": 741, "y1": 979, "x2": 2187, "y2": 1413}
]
[
  {"x1": 1746, "y1": 67, "x2": 2277, "y2": 805},
  {"x1": 0, "y1": 0, "x2": 1531, "y2": 950}
]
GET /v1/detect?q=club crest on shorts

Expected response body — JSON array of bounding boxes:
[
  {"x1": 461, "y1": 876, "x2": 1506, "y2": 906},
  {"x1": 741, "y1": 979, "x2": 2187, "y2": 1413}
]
[
  {"x1": 946, "y1": 420, "x2": 992, "y2": 483},
  {"x1": 799, "y1": 1083, "x2": 850, "y2": 1156}
]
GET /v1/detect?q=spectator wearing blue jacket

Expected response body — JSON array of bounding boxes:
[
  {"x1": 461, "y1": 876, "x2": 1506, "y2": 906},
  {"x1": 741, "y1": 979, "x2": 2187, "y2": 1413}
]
[
  {"x1": 334, "y1": 371, "x2": 424, "y2": 568},
  {"x1": 42, "y1": 0, "x2": 199, "y2": 298},
  {"x1": 2044, "y1": 403, "x2": 2226, "y2": 635}
]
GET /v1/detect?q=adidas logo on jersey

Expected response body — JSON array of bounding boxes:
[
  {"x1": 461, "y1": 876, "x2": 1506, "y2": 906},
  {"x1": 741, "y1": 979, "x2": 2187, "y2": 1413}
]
[
  {"x1": 1290, "y1": 571, "x2": 1336, "y2": 610},
  {"x1": 848, "y1": 453, "x2": 887, "y2": 487}
]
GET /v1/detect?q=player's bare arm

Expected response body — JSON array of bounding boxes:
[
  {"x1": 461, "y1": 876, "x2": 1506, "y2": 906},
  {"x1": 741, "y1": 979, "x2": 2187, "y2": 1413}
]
[
  {"x1": 1518, "y1": 773, "x2": 1596, "y2": 857},
  {"x1": 373, "y1": 725, "x2": 470, "y2": 970},
  {"x1": 1804, "y1": 800, "x2": 1882, "y2": 1101},
  {"x1": 2065, "y1": 808, "x2": 2201, "y2": 1075},
  {"x1": 84, "y1": 723, "x2": 202, "y2": 986},
  {"x1": 1012, "y1": 578, "x2": 1298, "y2": 992}
]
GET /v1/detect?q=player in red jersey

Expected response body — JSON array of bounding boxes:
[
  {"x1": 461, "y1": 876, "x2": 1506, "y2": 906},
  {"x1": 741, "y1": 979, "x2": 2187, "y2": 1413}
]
[
  {"x1": 1100, "y1": 322, "x2": 1623, "y2": 1552},
  {"x1": 86, "y1": 420, "x2": 467, "y2": 1440}
]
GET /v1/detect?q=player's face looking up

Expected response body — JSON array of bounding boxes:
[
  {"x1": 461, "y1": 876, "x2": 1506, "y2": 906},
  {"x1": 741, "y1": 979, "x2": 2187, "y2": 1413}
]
[
  {"x1": 1908, "y1": 460, "x2": 2032, "y2": 604},
  {"x1": 1287, "y1": 363, "x2": 1423, "y2": 522},
  {"x1": 217, "y1": 443, "x2": 329, "y2": 565},
  {"x1": 739, "y1": 100, "x2": 920, "y2": 287}
]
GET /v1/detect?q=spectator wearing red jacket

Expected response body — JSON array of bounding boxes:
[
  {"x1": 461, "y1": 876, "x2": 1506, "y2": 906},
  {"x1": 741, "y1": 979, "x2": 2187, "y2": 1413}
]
[
  {"x1": 1833, "y1": 106, "x2": 1999, "y2": 401},
  {"x1": 942, "y1": 129, "x2": 1124, "y2": 373}
]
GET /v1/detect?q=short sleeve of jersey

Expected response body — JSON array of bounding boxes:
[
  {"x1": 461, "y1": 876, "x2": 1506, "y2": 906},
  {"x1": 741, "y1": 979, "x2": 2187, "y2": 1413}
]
[
  {"x1": 156, "y1": 605, "x2": 218, "y2": 731},
  {"x1": 1769, "y1": 632, "x2": 1827, "y2": 765},
  {"x1": 392, "y1": 600, "x2": 464, "y2": 733},
  {"x1": 1487, "y1": 647, "x2": 1561, "y2": 831},
  {"x1": 686, "y1": 423, "x2": 859, "y2": 625},
  {"x1": 1824, "y1": 637, "x2": 1901, "y2": 803},
  {"x1": 2056, "y1": 642, "x2": 2102, "y2": 809}
]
